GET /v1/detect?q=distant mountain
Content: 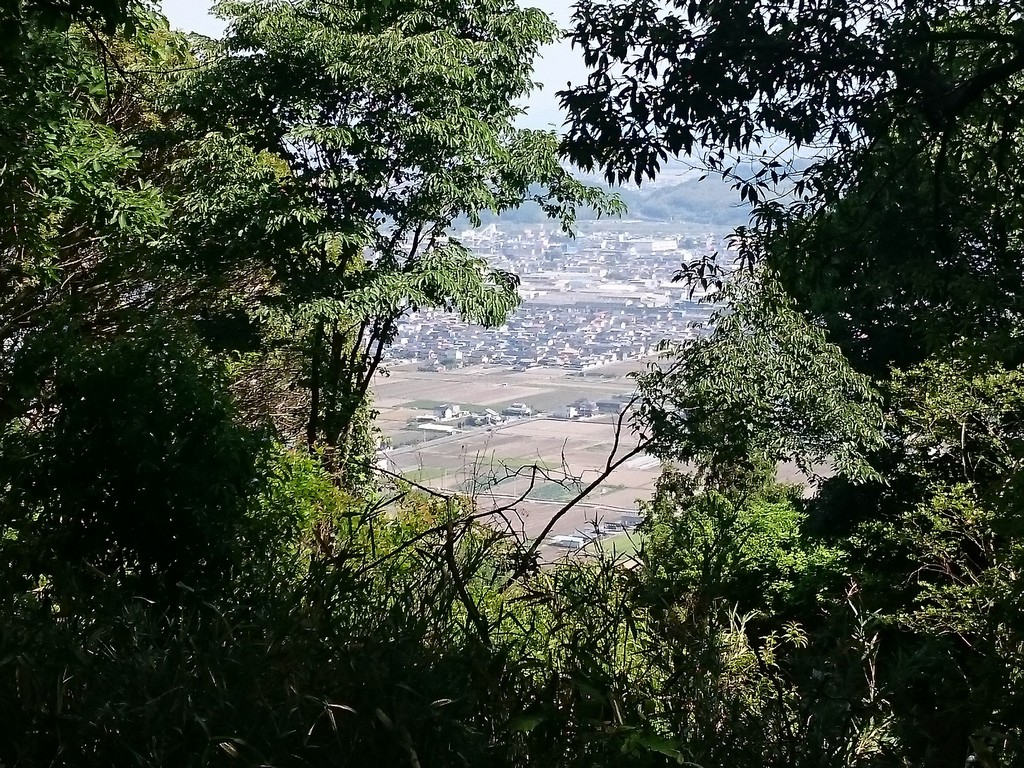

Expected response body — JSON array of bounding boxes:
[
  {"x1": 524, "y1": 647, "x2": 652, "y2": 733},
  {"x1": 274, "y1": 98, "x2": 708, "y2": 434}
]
[
  {"x1": 459, "y1": 173, "x2": 751, "y2": 229},
  {"x1": 608, "y1": 176, "x2": 748, "y2": 226}
]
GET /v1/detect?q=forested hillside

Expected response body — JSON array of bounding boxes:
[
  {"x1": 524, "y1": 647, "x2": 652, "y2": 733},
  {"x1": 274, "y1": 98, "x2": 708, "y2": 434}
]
[{"x1": 1, "y1": 0, "x2": 1023, "y2": 766}]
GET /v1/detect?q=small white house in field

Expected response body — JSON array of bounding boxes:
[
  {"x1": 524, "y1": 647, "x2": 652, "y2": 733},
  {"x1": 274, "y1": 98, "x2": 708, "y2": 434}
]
[
  {"x1": 552, "y1": 404, "x2": 578, "y2": 420},
  {"x1": 434, "y1": 404, "x2": 461, "y2": 420},
  {"x1": 417, "y1": 423, "x2": 459, "y2": 435},
  {"x1": 550, "y1": 535, "x2": 586, "y2": 550}
]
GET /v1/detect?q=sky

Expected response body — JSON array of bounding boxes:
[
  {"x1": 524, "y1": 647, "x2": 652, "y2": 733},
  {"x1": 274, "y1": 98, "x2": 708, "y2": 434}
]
[{"x1": 158, "y1": 0, "x2": 589, "y2": 129}]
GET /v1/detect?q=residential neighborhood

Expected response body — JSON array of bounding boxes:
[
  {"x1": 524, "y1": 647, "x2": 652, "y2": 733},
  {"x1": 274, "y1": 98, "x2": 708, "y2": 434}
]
[{"x1": 386, "y1": 223, "x2": 732, "y2": 371}]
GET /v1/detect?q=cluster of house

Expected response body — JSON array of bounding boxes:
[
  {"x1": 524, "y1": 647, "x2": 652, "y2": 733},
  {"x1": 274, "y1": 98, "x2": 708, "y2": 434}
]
[
  {"x1": 390, "y1": 302, "x2": 715, "y2": 371},
  {"x1": 550, "y1": 398, "x2": 630, "y2": 420},
  {"x1": 408, "y1": 396, "x2": 633, "y2": 436},
  {"x1": 455, "y1": 224, "x2": 738, "y2": 298},
  {"x1": 548, "y1": 511, "x2": 646, "y2": 551},
  {"x1": 408, "y1": 402, "x2": 525, "y2": 435},
  {"x1": 386, "y1": 224, "x2": 729, "y2": 371},
  {"x1": 455, "y1": 223, "x2": 717, "y2": 278}
]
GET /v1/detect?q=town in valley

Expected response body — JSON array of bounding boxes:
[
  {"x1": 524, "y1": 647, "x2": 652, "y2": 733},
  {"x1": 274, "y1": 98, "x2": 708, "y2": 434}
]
[{"x1": 374, "y1": 218, "x2": 740, "y2": 557}]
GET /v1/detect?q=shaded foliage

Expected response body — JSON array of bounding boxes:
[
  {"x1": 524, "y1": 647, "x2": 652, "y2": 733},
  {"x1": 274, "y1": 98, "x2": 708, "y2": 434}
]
[
  {"x1": 637, "y1": 272, "x2": 884, "y2": 481},
  {"x1": 0, "y1": 327, "x2": 268, "y2": 601},
  {"x1": 561, "y1": 0, "x2": 1024, "y2": 373},
  {"x1": 4, "y1": 0, "x2": 1024, "y2": 767}
]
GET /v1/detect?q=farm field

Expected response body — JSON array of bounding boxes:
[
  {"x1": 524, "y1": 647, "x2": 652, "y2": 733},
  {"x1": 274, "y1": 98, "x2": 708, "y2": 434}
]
[
  {"x1": 374, "y1": 364, "x2": 660, "y2": 558},
  {"x1": 373, "y1": 362, "x2": 646, "y2": 447},
  {"x1": 373, "y1": 363, "x2": 816, "y2": 560},
  {"x1": 374, "y1": 361, "x2": 644, "y2": 410}
]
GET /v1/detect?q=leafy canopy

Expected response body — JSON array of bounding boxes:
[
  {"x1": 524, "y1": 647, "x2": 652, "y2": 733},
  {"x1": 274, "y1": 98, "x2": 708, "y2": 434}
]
[
  {"x1": 175, "y1": 0, "x2": 620, "y2": 461},
  {"x1": 561, "y1": 0, "x2": 1024, "y2": 372}
]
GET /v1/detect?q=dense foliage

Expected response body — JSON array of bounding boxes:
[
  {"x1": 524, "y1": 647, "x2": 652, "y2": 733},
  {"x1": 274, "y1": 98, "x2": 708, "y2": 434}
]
[
  {"x1": 3, "y1": 0, "x2": 1024, "y2": 766},
  {"x1": 562, "y1": 0, "x2": 1024, "y2": 373},
  {"x1": 560, "y1": 0, "x2": 1024, "y2": 765}
]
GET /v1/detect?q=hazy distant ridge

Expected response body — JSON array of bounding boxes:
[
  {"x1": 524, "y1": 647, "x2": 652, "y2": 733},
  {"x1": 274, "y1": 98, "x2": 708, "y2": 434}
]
[{"x1": 463, "y1": 175, "x2": 749, "y2": 228}]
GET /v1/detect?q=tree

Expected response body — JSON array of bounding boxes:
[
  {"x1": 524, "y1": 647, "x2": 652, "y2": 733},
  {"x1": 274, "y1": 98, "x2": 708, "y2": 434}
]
[
  {"x1": 0, "y1": 18, "x2": 170, "y2": 426},
  {"x1": 0, "y1": 14, "x2": 283, "y2": 601},
  {"x1": 636, "y1": 272, "x2": 884, "y2": 482},
  {"x1": 178, "y1": 0, "x2": 620, "y2": 475},
  {"x1": 0, "y1": 326, "x2": 268, "y2": 600},
  {"x1": 561, "y1": 0, "x2": 1024, "y2": 187},
  {"x1": 0, "y1": 0, "x2": 140, "y2": 58},
  {"x1": 560, "y1": 0, "x2": 1024, "y2": 373},
  {"x1": 807, "y1": 359, "x2": 1024, "y2": 765},
  {"x1": 560, "y1": 3, "x2": 1024, "y2": 763}
]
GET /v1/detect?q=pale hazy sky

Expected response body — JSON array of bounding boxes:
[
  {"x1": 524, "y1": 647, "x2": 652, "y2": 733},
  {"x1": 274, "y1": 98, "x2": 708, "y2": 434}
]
[{"x1": 159, "y1": 0, "x2": 588, "y2": 129}]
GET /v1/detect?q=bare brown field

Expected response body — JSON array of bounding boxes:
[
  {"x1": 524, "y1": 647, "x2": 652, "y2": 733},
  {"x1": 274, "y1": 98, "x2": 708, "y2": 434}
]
[
  {"x1": 374, "y1": 364, "x2": 815, "y2": 560},
  {"x1": 373, "y1": 364, "x2": 640, "y2": 414},
  {"x1": 381, "y1": 412, "x2": 658, "y2": 558}
]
